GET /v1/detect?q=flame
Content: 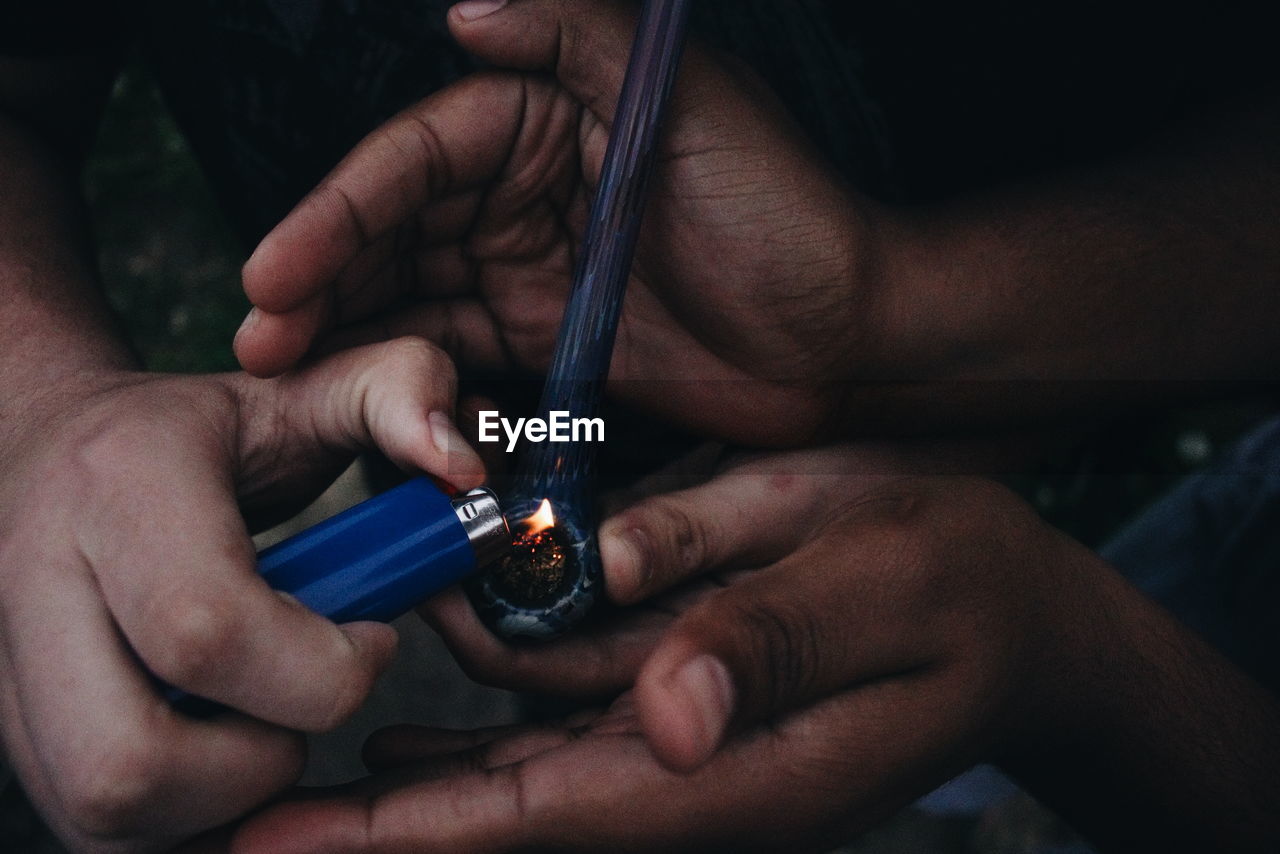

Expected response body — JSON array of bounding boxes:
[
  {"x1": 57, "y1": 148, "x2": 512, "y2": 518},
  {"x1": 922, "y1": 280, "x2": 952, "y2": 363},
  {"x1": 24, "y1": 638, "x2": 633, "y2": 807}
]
[{"x1": 523, "y1": 499, "x2": 557, "y2": 535}]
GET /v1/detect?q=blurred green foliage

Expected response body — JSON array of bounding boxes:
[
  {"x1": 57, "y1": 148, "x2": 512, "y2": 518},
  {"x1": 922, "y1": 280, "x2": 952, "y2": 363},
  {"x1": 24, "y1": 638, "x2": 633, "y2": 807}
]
[{"x1": 84, "y1": 62, "x2": 247, "y2": 374}]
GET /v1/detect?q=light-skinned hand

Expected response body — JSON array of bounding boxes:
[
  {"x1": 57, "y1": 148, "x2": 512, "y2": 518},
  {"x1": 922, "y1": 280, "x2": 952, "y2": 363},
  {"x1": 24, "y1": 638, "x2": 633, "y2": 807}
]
[{"x1": 0, "y1": 337, "x2": 482, "y2": 851}]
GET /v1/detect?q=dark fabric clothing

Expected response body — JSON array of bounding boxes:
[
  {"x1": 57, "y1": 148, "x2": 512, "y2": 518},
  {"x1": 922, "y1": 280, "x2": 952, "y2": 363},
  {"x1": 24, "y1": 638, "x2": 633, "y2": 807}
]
[{"x1": 1104, "y1": 416, "x2": 1280, "y2": 694}]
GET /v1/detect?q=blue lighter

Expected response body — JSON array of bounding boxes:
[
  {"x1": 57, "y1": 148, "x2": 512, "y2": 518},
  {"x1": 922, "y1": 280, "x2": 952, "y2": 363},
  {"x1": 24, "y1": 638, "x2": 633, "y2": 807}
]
[
  {"x1": 256, "y1": 480, "x2": 509, "y2": 623},
  {"x1": 167, "y1": 479, "x2": 509, "y2": 715}
]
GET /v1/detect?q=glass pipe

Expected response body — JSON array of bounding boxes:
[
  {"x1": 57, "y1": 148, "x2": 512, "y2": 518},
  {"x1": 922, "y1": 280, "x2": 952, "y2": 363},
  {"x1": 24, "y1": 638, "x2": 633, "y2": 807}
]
[{"x1": 469, "y1": 0, "x2": 693, "y2": 640}]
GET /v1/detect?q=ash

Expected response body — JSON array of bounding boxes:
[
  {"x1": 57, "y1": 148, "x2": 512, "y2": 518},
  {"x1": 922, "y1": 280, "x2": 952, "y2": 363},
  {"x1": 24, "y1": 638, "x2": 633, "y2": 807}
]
[{"x1": 490, "y1": 525, "x2": 577, "y2": 605}]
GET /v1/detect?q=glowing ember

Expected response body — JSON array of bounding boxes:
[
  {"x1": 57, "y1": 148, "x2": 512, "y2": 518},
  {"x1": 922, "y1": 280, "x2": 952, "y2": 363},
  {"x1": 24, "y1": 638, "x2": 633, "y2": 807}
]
[
  {"x1": 490, "y1": 505, "x2": 576, "y2": 605},
  {"x1": 523, "y1": 499, "x2": 557, "y2": 535}
]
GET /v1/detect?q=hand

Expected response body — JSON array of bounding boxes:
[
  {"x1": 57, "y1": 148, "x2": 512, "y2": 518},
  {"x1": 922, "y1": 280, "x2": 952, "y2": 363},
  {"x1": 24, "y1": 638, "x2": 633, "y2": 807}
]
[
  {"x1": 0, "y1": 338, "x2": 483, "y2": 852},
  {"x1": 236, "y1": 0, "x2": 1280, "y2": 435},
  {"x1": 230, "y1": 449, "x2": 1120, "y2": 852},
  {"x1": 234, "y1": 0, "x2": 892, "y2": 446}
]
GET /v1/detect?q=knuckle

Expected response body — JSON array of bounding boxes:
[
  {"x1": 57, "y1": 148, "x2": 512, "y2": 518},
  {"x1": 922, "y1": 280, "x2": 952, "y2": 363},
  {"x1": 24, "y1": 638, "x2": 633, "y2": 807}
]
[
  {"x1": 61, "y1": 737, "x2": 165, "y2": 839},
  {"x1": 296, "y1": 631, "x2": 381, "y2": 732},
  {"x1": 647, "y1": 499, "x2": 710, "y2": 580},
  {"x1": 552, "y1": 4, "x2": 585, "y2": 77},
  {"x1": 305, "y1": 695, "x2": 357, "y2": 733},
  {"x1": 736, "y1": 600, "x2": 824, "y2": 711},
  {"x1": 377, "y1": 337, "x2": 454, "y2": 387},
  {"x1": 145, "y1": 595, "x2": 241, "y2": 687},
  {"x1": 839, "y1": 483, "x2": 942, "y2": 562},
  {"x1": 454, "y1": 647, "x2": 513, "y2": 689},
  {"x1": 71, "y1": 424, "x2": 138, "y2": 485},
  {"x1": 410, "y1": 116, "x2": 453, "y2": 198},
  {"x1": 312, "y1": 667, "x2": 373, "y2": 732}
]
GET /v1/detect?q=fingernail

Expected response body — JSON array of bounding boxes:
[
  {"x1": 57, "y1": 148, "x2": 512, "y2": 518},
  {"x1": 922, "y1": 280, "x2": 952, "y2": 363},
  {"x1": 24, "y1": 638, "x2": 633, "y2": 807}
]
[
  {"x1": 429, "y1": 411, "x2": 484, "y2": 483},
  {"x1": 235, "y1": 307, "x2": 261, "y2": 342},
  {"x1": 670, "y1": 656, "x2": 735, "y2": 762},
  {"x1": 452, "y1": 0, "x2": 507, "y2": 21},
  {"x1": 600, "y1": 522, "x2": 651, "y2": 600},
  {"x1": 428, "y1": 410, "x2": 460, "y2": 455}
]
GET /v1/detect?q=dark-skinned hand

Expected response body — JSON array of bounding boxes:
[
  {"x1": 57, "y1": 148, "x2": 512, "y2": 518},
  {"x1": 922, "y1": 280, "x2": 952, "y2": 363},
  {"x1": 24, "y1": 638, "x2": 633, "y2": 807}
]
[
  {"x1": 229, "y1": 448, "x2": 1140, "y2": 853},
  {"x1": 234, "y1": 0, "x2": 891, "y2": 447}
]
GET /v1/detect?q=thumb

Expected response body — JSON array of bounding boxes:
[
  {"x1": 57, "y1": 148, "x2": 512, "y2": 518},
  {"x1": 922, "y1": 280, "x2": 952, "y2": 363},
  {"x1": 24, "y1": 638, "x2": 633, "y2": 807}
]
[
  {"x1": 632, "y1": 502, "x2": 934, "y2": 772},
  {"x1": 237, "y1": 337, "x2": 486, "y2": 494},
  {"x1": 449, "y1": 0, "x2": 689, "y2": 124},
  {"x1": 599, "y1": 465, "x2": 830, "y2": 606}
]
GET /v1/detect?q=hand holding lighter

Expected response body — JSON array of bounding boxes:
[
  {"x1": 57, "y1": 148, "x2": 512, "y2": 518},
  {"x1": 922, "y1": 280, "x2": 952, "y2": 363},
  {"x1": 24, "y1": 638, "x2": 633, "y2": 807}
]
[
  {"x1": 256, "y1": 479, "x2": 508, "y2": 624},
  {"x1": 165, "y1": 478, "x2": 508, "y2": 715}
]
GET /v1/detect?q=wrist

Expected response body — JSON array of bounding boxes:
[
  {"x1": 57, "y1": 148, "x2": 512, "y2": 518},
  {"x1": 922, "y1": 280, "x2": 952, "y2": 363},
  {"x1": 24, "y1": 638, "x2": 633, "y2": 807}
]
[
  {"x1": 803, "y1": 195, "x2": 903, "y2": 439},
  {"x1": 991, "y1": 537, "x2": 1197, "y2": 769},
  {"x1": 992, "y1": 541, "x2": 1280, "y2": 850},
  {"x1": 863, "y1": 203, "x2": 1021, "y2": 379},
  {"x1": 825, "y1": 199, "x2": 1064, "y2": 435},
  {"x1": 0, "y1": 366, "x2": 145, "y2": 458},
  {"x1": 818, "y1": 198, "x2": 975, "y2": 437}
]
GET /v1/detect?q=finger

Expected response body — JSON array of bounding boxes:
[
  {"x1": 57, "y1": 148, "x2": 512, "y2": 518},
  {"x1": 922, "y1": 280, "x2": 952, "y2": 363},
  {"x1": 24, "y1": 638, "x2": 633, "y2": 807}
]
[
  {"x1": 233, "y1": 293, "x2": 329, "y2": 380},
  {"x1": 363, "y1": 723, "x2": 538, "y2": 769},
  {"x1": 449, "y1": 0, "x2": 648, "y2": 126},
  {"x1": 314, "y1": 298, "x2": 511, "y2": 377},
  {"x1": 73, "y1": 429, "x2": 398, "y2": 731},
  {"x1": 632, "y1": 489, "x2": 943, "y2": 770},
  {"x1": 458, "y1": 393, "x2": 514, "y2": 477},
  {"x1": 240, "y1": 73, "x2": 525, "y2": 321},
  {"x1": 0, "y1": 548, "x2": 305, "y2": 845},
  {"x1": 0, "y1": 652, "x2": 66, "y2": 842},
  {"x1": 363, "y1": 703, "x2": 614, "y2": 772},
  {"x1": 363, "y1": 722, "x2": 583, "y2": 776},
  {"x1": 231, "y1": 696, "x2": 866, "y2": 854},
  {"x1": 233, "y1": 739, "x2": 664, "y2": 854},
  {"x1": 235, "y1": 668, "x2": 992, "y2": 854},
  {"x1": 239, "y1": 338, "x2": 487, "y2": 494},
  {"x1": 418, "y1": 586, "x2": 669, "y2": 697},
  {"x1": 598, "y1": 465, "x2": 829, "y2": 606}
]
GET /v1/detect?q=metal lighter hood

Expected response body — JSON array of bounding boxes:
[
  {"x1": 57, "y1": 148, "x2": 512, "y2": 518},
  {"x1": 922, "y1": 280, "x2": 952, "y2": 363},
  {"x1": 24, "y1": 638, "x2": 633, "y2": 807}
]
[{"x1": 453, "y1": 487, "x2": 510, "y2": 568}]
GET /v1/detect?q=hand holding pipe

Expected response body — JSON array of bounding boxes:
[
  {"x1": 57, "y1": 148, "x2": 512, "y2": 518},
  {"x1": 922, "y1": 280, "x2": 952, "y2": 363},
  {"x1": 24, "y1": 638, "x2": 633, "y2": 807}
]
[{"x1": 470, "y1": 0, "x2": 693, "y2": 640}]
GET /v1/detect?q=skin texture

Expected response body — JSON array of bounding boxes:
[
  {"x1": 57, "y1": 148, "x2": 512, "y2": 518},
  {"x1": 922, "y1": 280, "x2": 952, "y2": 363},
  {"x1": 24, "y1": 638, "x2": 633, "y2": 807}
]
[
  {"x1": 0, "y1": 343, "x2": 485, "y2": 852},
  {"x1": 231, "y1": 448, "x2": 1280, "y2": 853},
  {"x1": 3, "y1": 0, "x2": 1278, "y2": 849},
  {"x1": 234, "y1": 0, "x2": 882, "y2": 447},
  {"x1": 227, "y1": 0, "x2": 1277, "y2": 849},
  {"x1": 0, "y1": 57, "x2": 484, "y2": 853},
  {"x1": 237, "y1": 0, "x2": 1280, "y2": 439}
]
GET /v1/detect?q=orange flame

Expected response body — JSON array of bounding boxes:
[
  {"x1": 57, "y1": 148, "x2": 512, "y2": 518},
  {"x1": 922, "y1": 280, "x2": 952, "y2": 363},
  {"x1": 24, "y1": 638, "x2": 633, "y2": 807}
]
[{"x1": 523, "y1": 499, "x2": 557, "y2": 535}]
